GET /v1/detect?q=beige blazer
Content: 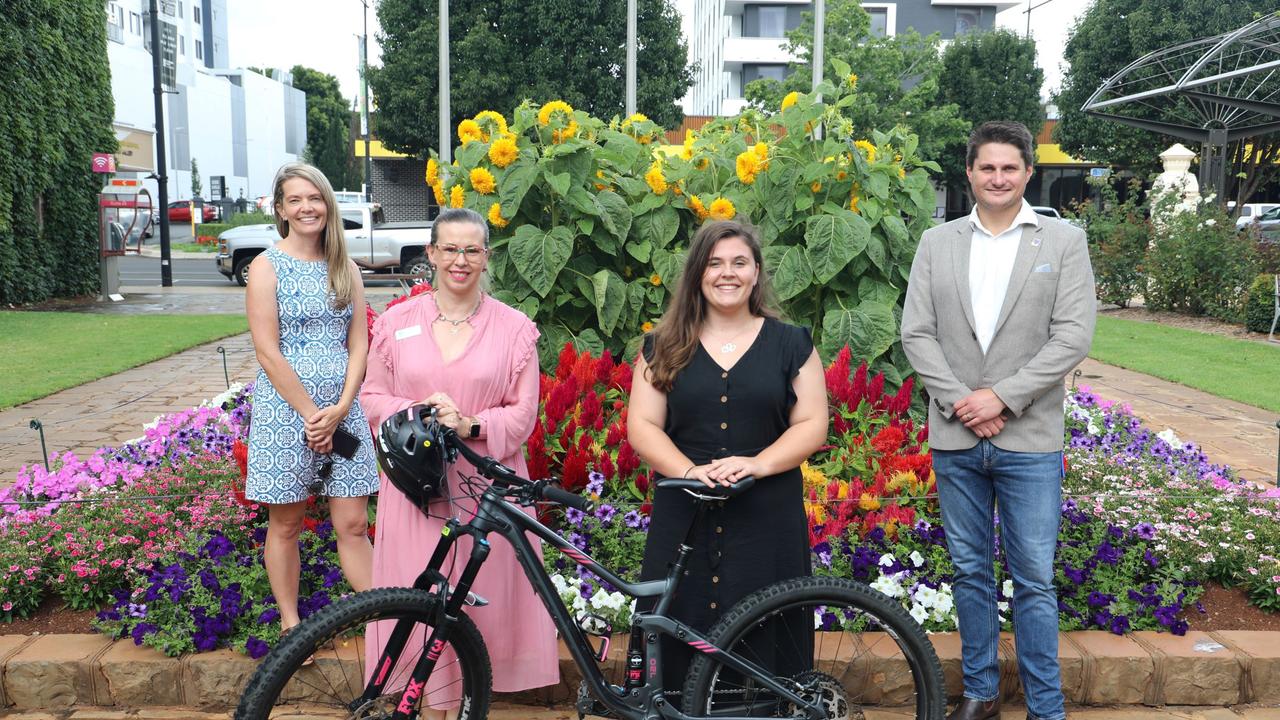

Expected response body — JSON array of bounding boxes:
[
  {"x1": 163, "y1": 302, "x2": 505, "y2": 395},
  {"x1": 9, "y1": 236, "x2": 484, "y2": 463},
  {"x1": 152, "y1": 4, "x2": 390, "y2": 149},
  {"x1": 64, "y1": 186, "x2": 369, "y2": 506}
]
[{"x1": 900, "y1": 216, "x2": 1097, "y2": 452}]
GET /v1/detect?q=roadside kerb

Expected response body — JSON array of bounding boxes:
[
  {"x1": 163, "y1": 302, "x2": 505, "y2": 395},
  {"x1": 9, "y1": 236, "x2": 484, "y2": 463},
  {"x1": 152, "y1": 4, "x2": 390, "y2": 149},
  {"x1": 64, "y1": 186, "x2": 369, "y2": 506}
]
[{"x1": 3, "y1": 631, "x2": 1280, "y2": 711}]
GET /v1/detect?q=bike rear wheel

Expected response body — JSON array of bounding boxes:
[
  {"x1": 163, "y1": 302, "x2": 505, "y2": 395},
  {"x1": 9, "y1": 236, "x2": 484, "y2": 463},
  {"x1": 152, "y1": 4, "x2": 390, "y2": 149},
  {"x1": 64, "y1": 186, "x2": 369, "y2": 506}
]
[
  {"x1": 236, "y1": 587, "x2": 492, "y2": 720},
  {"x1": 682, "y1": 576, "x2": 945, "y2": 719}
]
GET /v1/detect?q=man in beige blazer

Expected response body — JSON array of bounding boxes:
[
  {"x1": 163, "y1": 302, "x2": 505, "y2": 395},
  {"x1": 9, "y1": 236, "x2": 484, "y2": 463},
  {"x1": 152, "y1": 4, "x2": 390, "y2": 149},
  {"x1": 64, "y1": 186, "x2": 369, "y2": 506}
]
[{"x1": 901, "y1": 121, "x2": 1096, "y2": 720}]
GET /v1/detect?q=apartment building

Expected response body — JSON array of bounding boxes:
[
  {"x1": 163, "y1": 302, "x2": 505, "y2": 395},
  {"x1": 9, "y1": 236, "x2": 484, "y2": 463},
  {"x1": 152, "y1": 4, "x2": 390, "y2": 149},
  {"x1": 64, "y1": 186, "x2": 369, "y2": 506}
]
[{"x1": 685, "y1": 0, "x2": 1020, "y2": 116}]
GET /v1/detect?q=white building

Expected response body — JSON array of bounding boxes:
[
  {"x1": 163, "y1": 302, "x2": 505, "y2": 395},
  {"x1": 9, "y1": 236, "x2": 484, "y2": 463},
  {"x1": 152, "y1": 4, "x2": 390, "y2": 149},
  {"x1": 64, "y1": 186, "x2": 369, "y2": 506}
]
[
  {"x1": 685, "y1": 0, "x2": 1020, "y2": 117},
  {"x1": 104, "y1": 0, "x2": 306, "y2": 205}
]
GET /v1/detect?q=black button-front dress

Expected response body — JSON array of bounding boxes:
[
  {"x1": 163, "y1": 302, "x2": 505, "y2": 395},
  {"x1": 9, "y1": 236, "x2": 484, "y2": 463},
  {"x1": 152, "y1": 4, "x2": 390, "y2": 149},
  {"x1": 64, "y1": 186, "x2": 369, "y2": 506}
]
[{"x1": 639, "y1": 316, "x2": 814, "y2": 693}]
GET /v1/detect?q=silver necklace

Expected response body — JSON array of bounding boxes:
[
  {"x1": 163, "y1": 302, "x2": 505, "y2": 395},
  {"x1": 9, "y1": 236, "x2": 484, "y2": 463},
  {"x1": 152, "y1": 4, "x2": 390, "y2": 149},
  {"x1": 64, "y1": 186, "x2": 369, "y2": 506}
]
[
  {"x1": 434, "y1": 293, "x2": 483, "y2": 335},
  {"x1": 709, "y1": 321, "x2": 755, "y2": 354}
]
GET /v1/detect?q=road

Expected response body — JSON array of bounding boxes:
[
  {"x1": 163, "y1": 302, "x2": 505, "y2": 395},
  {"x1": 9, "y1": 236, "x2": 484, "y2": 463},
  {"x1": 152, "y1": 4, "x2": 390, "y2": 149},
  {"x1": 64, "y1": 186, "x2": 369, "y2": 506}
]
[{"x1": 119, "y1": 255, "x2": 229, "y2": 287}]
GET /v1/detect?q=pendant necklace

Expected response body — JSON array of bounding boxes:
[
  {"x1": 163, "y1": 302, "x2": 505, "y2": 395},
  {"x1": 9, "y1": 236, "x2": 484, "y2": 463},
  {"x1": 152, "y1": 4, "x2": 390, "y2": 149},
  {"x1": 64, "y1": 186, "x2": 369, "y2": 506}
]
[
  {"x1": 711, "y1": 321, "x2": 754, "y2": 354},
  {"x1": 434, "y1": 293, "x2": 483, "y2": 335}
]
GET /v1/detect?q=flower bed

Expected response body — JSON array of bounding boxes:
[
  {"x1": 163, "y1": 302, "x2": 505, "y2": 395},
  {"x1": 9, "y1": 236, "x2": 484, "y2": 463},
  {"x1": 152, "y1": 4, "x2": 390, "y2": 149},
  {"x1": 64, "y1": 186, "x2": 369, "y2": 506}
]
[{"x1": 2, "y1": 347, "x2": 1276, "y2": 656}]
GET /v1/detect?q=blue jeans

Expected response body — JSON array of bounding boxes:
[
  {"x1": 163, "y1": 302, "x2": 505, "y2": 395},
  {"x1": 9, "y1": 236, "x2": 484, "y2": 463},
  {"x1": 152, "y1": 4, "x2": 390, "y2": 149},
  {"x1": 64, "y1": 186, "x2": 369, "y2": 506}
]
[{"x1": 933, "y1": 441, "x2": 1065, "y2": 720}]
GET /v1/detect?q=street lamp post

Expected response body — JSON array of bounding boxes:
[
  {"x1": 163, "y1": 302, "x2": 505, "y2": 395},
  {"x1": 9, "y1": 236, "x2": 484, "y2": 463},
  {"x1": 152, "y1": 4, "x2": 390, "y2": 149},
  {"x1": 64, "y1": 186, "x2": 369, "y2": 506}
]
[
  {"x1": 360, "y1": 0, "x2": 372, "y2": 202},
  {"x1": 439, "y1": 0, "x2": 451, "y2": 164},
  {"x1": 149, "y1": 0, "x2": 172, "y2": 287},
  {"x1": 626, "y1": 0, "x2": 636, "y2": 117}
]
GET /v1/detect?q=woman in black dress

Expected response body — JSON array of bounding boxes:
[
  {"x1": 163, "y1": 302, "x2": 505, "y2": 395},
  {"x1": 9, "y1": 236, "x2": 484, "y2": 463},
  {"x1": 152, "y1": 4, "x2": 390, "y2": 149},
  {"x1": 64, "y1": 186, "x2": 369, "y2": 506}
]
[{"x1": 628, "y1": 219, "x2": 829, "y2": 692}]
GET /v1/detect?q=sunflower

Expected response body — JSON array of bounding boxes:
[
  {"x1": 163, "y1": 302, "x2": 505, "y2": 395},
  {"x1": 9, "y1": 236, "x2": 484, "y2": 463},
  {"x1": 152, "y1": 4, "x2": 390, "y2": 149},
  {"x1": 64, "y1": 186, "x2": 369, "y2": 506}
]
[
  {"x1": 537, "y1": 100, "x2": 579, "y2": 143},
  {"x1": 431, "y1": 181, "x2": 445, "y2": 206},
  {"x1": 470, "y1": 167, "x2": 496, "y2": 195},
  {"x1": 449, "y1": 185, "x2": 465, "y2": 208},
  {"x1": 650, "y1": 274, "x2": 662, "y2": 286},
  {"x1": 473, "y1": 110, "x2": 509, "y2": 141},
  {"x1": 735, "y1": 150, "x2": 759, "y2": 185},
  {"x1": 854, "y1": 139, "x2": 877, "y2": 163},
  {"x1": 781, "y1": 91, "x2": 800, "y2": 110},
  {"x1": 681, "y1": 129, "x2": 696, "y2": 160},
  {"x1": 847, "y1": 73, "x2": 858, "y2": 89},
  {"x1": 810, "y1": 181, "x2": 822, "y2": 193},
  {"x1": 641, "y1": 321, "x2": 654, "y2": 333},
  {"x1": 458, "y1": 119, "x2": 484, "y2": 145},
  {"x1": 644, "y1": 160, "x2": 668, "y2": 195},
  {"x1": 752, "y1": 141, "x2": 769, "y2": 171},
  {"x1": 708, "y1": 197, "x2": 736, "y2": 221},
  {"x1": 488, "y1": 137, "x2": 518, "y2": 168},
  {"x1": 487, "y1": 202, "x2": 508, "y2": 229},
  {"x1": 687, "y1": 194, "x2": 709, "y2": 222},
  {"x1": 425, "y1": 158, "x2": 439, "y2": 186}
]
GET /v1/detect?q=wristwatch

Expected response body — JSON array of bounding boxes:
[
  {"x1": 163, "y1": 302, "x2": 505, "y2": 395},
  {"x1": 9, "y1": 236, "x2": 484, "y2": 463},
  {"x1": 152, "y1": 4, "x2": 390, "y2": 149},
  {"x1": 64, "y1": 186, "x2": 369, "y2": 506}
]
[{"x1": 468, "y1": 417, "x2": 481, "y2": 439}]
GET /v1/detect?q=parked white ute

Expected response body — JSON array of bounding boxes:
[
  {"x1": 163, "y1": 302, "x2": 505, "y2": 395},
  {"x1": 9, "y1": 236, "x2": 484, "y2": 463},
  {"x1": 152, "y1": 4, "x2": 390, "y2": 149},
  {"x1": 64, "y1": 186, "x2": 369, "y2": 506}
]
[{"x1": 215, "y1": 203, "x2": 432, "y2": 286}]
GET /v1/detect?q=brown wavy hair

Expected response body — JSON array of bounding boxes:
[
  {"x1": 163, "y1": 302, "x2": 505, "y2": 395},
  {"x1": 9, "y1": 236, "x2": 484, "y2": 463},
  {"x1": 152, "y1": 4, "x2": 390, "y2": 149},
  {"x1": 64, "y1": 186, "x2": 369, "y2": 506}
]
[
  {"x1": 271, "y1": 162, "x2": 355, "y2": 310},
  {"x1": 645, "y1": 220, "x2": 778, "y2": 392}
]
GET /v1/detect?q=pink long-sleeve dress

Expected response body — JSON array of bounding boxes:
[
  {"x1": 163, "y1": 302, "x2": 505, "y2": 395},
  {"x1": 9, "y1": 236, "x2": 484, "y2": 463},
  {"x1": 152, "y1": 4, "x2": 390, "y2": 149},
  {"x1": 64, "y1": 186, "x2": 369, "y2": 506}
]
[{"x1": 359, "y1": 292, "x2": 559, "y2": 706}]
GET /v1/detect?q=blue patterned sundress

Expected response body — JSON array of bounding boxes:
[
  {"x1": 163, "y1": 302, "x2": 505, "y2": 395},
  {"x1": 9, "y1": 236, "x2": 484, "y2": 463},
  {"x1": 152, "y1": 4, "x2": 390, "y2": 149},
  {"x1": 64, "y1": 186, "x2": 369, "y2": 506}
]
[{"x1": 246, "y1": 246, "x2": 379, "y2": 503}]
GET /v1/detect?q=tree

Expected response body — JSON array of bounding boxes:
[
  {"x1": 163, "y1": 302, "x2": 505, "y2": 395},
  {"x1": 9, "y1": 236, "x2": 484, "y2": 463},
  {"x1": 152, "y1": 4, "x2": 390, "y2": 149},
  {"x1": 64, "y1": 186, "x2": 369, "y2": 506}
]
[
  {"x1": 1054, "y1": 0, "x2": 1280, "y2": 208},
  {"x1": 742, "y1": 0, "x2": 968, "y2": 166},
  {"x1": 938, "y1": 29, "x2": 1045, "y2": 192},
  {"x1": 190, "y1": 157, "x2": 202, "y2": 198},
  {"x1": 290, "y1": 65, "x2": 359, "y2": 192},
  {"x1": 370, "y1": 0, "x2": 693, "y2": 157}
]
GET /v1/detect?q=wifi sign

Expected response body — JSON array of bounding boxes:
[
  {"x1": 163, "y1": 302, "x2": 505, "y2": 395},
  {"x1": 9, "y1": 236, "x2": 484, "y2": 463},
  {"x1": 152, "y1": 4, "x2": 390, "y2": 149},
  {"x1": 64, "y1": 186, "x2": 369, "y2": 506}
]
[{"x1": 91, "y1": 153, "x2": 116, "y2": 173}]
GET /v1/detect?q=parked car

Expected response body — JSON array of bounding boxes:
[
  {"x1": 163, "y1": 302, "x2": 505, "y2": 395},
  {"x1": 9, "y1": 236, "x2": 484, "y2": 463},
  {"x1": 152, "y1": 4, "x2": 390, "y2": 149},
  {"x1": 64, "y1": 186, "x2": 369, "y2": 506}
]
[
  {"x1": 1244, "y1": 205, "x2": 1280, "y2": 240},
  {"x1": 116, "y1": 207, "x2": 154, "y2": 239},
  {"x1": 215, "y1": 203, "x2": 432, "y2": 286},
  {"x1": 1231, "y1": 202, "x2": 1280, "y2": 230},
  {"x1": 168, "y1": 200, "x2": 218, "y2": 223},
  {"x1": 1031, "y1": 205, "x2": 1085, "y2": 229}
]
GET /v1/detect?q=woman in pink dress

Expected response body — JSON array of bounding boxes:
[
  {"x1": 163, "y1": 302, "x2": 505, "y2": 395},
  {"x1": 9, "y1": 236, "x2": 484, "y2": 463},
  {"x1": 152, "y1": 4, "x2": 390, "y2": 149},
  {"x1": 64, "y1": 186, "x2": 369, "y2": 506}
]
[{"x1": 360, "y1": 208, "x2": 558, "y2": 715}]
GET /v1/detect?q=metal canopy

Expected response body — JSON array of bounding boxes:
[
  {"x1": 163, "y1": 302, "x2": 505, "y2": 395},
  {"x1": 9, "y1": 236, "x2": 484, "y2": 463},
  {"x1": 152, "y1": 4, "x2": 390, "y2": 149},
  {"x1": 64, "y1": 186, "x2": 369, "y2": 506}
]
[{"x1": 1082, "y1": 12, "x2": 1280, "y2": 199}]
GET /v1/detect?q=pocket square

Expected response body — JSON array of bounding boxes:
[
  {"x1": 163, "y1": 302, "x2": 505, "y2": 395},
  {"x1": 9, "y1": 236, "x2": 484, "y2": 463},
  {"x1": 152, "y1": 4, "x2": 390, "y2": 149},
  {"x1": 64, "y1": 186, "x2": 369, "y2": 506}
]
[{"x1": 1033, "y1": 263, "x2": 1053, "y2": 273}]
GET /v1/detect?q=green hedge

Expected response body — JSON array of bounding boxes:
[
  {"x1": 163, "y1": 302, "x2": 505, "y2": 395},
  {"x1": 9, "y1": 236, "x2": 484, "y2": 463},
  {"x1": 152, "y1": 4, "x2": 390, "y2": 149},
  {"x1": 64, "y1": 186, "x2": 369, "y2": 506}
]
[
  {"x1": 1245, "y1": 273, "x2": 1276, "y2": 333},
  {"x1": 0, "y1": 1, "x2": 117, "y2": 304},
  {"x1": 197, "y1": 212, "x2": 275, "y2": 239}
]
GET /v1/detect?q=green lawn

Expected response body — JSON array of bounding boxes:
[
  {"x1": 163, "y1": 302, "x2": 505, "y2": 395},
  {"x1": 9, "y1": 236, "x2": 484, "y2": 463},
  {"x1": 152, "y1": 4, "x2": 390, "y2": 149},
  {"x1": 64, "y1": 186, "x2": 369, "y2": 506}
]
[
  {"x1": 1090, "y1": 315, "x2": 1280, "y2": 413},
  {"x1": 171, "y1": 242, "x2": 217, "y2": 253},
  {"x1": 0, "y1": 312, "x2": 248, "y2": 409}
]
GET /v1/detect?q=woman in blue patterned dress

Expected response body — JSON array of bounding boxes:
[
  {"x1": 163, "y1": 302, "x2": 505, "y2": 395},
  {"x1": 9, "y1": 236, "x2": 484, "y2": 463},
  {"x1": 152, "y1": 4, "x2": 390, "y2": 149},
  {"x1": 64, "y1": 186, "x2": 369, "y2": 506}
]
[{"x1": 245, "y1": 162, "x2": 379, "y2": 637}]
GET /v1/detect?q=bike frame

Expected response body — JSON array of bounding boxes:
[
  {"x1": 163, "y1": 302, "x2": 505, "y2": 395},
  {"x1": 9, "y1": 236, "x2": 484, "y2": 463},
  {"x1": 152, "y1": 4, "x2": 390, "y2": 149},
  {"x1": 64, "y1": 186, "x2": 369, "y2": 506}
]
[{"x1": 357, "y1": 482, "x2": 825, "y2": 720}]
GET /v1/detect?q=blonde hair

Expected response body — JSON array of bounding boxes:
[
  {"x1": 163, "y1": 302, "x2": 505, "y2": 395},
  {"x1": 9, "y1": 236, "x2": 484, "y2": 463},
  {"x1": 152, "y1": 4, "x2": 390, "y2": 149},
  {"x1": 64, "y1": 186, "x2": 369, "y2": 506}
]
[{"x1": 271, "y1": 162, "x2": 355, "y2": 309}]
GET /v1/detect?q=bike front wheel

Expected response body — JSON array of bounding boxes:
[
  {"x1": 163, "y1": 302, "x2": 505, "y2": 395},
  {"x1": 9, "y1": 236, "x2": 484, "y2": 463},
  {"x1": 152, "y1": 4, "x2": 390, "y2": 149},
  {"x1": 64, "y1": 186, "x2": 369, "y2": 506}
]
[
  {"x1": 236, "y1": 587, "x2": 492, "y2": 720},
  {"x1": 682, "y1": 576, "x2": 945, "y2": 719}
]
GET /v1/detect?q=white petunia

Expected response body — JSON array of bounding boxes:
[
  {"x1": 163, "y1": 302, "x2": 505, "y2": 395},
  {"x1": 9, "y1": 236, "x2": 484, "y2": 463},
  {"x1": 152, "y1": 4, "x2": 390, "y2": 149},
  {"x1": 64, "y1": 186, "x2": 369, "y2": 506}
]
[
  {"x1": 1002, "y1": 579, "x2": 1014, "y2": 597},
  {"x1": 878, "y1": 553, "x2": 896, "y2": 568},
  {"x1": 909, "y1": 604, "x2": 929, "y2": 625},
  {"x1": 910, "y1": 551, "x2": 925, "y2": 568},
  {"x1": 1156, "y1": 428, "x2": 1183, "y2": 450}
]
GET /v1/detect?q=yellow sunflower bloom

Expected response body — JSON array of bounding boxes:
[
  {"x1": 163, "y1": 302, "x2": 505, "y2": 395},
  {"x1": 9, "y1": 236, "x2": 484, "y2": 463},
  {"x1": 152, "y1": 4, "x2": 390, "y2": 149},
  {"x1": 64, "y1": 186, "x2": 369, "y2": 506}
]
[
  {"x1": 735, "y1": 150, "x2": 759, "y2": 185},
  {"x1": 641, "y1": 321, "x2": 654, "y2": 333},
  {"x1": 847, "y1": 73, "x2": 858, "y2": 89},
  {"x1": 470, "y1": 167, "x2": 497, "y2": 195},
  {"x1": 709, "y1": 197, "x2": 736, "y2": 221},
  {"x1": 488, "y1": 137, "x2": 519, "y2": 168},
  {"x1": 458, "y1": 119, "x2": 484, "y2": 145},
  {"x1": 898, "y1": 166, "x2": 907, "y2": 179},
  {"x1": 449, "y1": 185, "x2": 465, "y2": 208},
  {"x1": 681, "y1": 129, "x2": 696, "y2": 160},
  {"x1": 855, "y1": 139, "x2": 877, "y2": 163},
  {"x1": 810, "y1": 181, "x2": 822, "y2": 193},
  {"x1": 644, "y1": 160, "x2": 668, "y2": 195},
  {"x1": 687, "y1": 194, "x2": 709, "y2": 221},
  {"x1": 650, "y1": 274, "x2": 662, "y2": 286},
  {"x1": 781, "y1": 91, "x2": 800, "y2": 110},
  {"x1": 487, "y1": 202, "x2": 508, "y2": 229},
  {"x1": 537, "y1": 100, "x2": 579, "y2": 143},
  {"x1": 425, "y1": 158, "x2": 439, "y2": 186},
  {"x1": 431, "y1": 180, "x2": 445, "y2": 206},
  {"x1": 473, "y1": 110, "x2": 509, "y2": 141}
]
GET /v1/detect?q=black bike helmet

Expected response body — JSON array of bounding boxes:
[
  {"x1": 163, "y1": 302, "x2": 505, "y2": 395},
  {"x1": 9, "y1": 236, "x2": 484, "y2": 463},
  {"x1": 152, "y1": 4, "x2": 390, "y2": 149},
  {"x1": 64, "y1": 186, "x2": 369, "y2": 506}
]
[{"x1": 376, "y1": 405, "x2": 451, "y2": 510}]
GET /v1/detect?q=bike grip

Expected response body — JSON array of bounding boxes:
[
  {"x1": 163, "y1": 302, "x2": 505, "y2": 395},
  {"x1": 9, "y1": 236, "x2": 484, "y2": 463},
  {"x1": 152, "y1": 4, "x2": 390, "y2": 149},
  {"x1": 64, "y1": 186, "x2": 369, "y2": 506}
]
[{"x1": 543, "y1": 485, "x2": 595, "y2": 513}]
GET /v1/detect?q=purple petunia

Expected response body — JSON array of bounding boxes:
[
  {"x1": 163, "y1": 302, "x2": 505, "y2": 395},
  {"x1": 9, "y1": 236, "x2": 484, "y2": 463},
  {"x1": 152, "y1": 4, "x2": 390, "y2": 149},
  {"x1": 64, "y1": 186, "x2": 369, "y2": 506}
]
[
  {"x1": 1132, "y1": 523, "x2": 1156, "y2": 540},
  {"x1": 623, "y1": 510, "x2": 643, "y2": 528},
  {"x1": 594, "y1": 504, "x2": 617, "y2": 524},
  {"x1": 245, "y1": 636, "x2": 270, "y2": 659}
]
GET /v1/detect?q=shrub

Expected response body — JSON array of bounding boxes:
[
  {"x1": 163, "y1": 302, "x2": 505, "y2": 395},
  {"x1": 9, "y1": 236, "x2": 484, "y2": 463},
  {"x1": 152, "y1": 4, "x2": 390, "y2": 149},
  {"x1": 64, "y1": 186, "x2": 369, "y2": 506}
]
[
  {"x1": 198, "y1": 211, "x2": 274, "y2": 240},
  {"x1": 1146, "y1": 198, "x2": 1257, "y2": 322},
  {"x1": 430, "y1": 82, "x2": 936, "y2": 383},
  {"x1": 1069, "y1": 178, "x2": 1149, "y2": 308},
  {"x1": 1244, "y1": 273, "x2": 1276, "y2": 333}
]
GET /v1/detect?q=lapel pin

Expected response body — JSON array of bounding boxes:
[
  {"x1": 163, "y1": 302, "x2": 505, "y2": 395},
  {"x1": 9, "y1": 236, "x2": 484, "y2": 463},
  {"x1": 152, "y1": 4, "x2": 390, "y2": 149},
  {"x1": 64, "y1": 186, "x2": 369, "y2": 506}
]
[{"x1": 1031, "y1": 237, "x2": 1041, "y2": 247}]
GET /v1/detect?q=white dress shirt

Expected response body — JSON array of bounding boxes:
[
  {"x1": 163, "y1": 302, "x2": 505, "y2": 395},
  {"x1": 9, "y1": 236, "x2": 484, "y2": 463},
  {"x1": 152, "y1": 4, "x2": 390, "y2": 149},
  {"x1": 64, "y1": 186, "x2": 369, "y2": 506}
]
[{"x1": 968, "y1": 200, "x2": 1039, "y2": 353}]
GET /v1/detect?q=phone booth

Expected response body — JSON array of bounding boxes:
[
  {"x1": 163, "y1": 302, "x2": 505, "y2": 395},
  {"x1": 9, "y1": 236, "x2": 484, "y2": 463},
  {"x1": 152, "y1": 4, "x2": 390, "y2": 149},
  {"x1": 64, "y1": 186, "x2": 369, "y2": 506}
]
[{"x1": 98, "y1": 179, "x2": 154, "y2": 297}]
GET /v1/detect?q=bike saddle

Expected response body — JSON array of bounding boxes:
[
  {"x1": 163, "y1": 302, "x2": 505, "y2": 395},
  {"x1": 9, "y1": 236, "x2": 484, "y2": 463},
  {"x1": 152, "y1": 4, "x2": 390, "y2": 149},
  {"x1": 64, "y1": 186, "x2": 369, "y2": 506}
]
[{"x1": 656, "y1": 475, "x2": 756, "y2": 499}]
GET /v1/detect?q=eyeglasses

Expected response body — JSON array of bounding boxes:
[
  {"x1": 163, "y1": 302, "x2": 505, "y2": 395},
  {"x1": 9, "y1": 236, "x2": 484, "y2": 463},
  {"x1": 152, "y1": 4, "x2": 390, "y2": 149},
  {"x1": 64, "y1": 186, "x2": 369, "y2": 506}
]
[
  {"x1": 307, "y1": 459, "x2": 333, "y2": 497},
  {"x1": 436, "y1": 245, "x2": 488, "y2": 262}
]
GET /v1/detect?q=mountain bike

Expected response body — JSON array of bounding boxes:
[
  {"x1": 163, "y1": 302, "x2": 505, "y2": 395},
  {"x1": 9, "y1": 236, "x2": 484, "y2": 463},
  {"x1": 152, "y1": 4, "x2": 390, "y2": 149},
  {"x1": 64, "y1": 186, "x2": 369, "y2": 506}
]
[{"x1": 235, "y1": 425, "x2": 945, "y2": 719}]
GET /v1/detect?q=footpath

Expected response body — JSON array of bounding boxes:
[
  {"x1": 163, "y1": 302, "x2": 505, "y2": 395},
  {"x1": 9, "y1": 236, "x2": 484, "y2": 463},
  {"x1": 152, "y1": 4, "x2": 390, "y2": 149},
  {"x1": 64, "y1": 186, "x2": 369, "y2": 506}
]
[{"x1": 0, "y1": 289, "x2": 1277, "y2": 717}]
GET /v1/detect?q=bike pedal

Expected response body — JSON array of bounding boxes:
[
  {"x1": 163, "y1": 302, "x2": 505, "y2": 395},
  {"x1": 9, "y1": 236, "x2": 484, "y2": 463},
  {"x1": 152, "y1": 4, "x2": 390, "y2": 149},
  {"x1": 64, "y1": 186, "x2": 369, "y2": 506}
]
[{"x1": 575, "y1": 680, "x2": 618, "y2": 719}]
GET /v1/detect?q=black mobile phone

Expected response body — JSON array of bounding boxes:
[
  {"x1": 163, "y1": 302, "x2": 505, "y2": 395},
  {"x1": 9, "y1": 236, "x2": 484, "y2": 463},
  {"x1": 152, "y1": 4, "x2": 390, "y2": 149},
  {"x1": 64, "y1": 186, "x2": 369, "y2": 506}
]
[{"x1": 331, "y1": 427, "x2": 360, "y2": 460}]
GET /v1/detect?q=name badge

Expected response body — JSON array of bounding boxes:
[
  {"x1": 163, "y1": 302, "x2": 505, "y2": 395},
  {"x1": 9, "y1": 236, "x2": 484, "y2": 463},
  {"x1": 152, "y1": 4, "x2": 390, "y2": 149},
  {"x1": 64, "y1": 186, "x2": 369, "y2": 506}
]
[{"x1": 395, "y1": 325, "x2": 423, "y2": 341}]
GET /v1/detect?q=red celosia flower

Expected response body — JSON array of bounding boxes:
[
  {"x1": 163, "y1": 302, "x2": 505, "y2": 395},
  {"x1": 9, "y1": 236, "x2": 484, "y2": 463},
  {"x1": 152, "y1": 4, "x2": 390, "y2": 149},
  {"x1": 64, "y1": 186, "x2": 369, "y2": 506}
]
[{"x1": 871, "y1": 426, "x2": 906, "y2": 456}]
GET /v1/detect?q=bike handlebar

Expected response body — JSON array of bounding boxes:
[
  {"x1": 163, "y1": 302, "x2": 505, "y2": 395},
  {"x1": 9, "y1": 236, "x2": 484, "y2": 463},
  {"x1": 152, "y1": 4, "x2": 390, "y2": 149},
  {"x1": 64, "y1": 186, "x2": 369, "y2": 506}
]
[{"x1": 439, "y1": 425, "x2": 595, "y2": 512}]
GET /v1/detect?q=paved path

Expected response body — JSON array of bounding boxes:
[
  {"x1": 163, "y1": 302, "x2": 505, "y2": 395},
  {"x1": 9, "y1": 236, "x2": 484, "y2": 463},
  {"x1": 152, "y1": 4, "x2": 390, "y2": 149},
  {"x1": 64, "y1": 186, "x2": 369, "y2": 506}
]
[{"x1": 1075, "y1": 357, "x2": 1278, "y2": 484}]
